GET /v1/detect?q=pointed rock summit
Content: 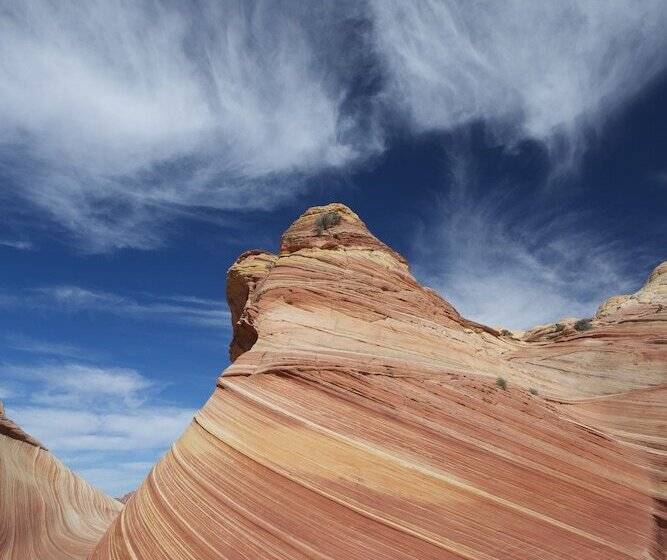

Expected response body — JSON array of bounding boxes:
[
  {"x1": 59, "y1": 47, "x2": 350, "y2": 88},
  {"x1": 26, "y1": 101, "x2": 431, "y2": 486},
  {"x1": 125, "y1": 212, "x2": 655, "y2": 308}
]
[
  {"x1": 279, "y1": 203, "x2": 408, "y2": 265},
  {"x1": 85, "y1": 203, "x2": 664, "y2": 560}
]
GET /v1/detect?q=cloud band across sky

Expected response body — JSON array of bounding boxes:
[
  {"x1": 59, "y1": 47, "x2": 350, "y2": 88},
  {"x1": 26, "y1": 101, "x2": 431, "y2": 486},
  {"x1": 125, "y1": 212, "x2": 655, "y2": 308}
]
[{"x1": 1, "y1": 0, "x2": 666, "y2": 250}]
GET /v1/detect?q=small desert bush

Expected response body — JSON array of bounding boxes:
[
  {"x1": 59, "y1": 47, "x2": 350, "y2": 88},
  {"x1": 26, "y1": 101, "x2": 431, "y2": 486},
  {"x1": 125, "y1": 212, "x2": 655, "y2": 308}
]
[
  {"x1": 314, "y1": 211, "x2": 341, "y2": 235},
  {"x1": 496, "y1": 377, "x2": 507, "y2": 390},
  {"x1": 553, "y1": 323, "x2": 564, "y2": 332},
  {"x1": 574, "y1": 318, "x2": 593, "y2": 332},
  {"x1": 500, "y1": 329, "x2": 512, "y2": 336},
  {"x1": 529, "y1": 387, "x2": 538, "y2": 395}
]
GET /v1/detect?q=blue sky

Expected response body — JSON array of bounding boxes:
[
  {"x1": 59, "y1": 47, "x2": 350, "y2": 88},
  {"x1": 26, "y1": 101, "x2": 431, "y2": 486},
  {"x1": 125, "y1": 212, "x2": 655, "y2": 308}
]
[{"x1": 1, "y1": 1, "x2": 666, "y2": 496}]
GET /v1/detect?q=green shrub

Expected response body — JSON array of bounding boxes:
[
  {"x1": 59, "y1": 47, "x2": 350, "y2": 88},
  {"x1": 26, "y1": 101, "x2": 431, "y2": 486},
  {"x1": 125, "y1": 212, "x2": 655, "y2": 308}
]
[
  {"x1": 574, "y1": 318, "x2": 593, "y2": 332},
  {"x1": 529, "y1": 387, "x2": 538, "y2": 395},
  {"x1": 496, "y1": 377, "x2": 507, "y2": 390},
  {"x1": 314, "y1": 211, "x2": 341, "y2": 235}
]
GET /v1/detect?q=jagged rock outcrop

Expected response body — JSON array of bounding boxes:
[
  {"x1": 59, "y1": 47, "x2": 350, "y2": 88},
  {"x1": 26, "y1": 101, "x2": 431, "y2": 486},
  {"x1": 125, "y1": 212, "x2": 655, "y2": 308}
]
[
  {"x1": 0, "y1": 403, "x2": 121, "y2": 560},
  {"x1": 227, "y1": 250, "x2": 277, "y2": 361},
  {"x1": 91, "y1": 203, "x2": 666, "y2": 560}
]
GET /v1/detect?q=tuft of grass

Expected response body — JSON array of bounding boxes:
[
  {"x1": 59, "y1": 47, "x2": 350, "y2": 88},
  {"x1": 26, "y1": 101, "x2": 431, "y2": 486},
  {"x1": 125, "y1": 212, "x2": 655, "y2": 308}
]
[
  {"x1": 496, "y1": 377, "x2": 507, "y2": 390},
  {"x1": 314, "y1": 211, "x2": 341, "y2": 235},
  {"x1": 529, "y1": 387, "x2": 538, "y2": 395},
  {"x1": 574, "y1": 318, "x2": 593, "y2": 332}
]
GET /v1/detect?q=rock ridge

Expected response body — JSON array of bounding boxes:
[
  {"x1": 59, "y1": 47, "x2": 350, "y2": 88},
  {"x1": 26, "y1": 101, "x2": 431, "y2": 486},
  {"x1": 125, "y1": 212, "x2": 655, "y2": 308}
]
[
  {"x1": 0, "y1": 405, "x2": 121, "y2": 559},
  {"x1": 90, "y1": 203, "x2": 666, "y2": 560}
]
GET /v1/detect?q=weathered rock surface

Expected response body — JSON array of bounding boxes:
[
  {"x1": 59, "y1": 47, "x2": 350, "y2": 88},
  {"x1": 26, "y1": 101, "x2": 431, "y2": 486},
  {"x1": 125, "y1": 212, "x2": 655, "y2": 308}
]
[
  {"x1": 0, "y1": 404, "x2": 121, "y2": 560},
  {"x1": 91, "y1": 204, "x2": 666, "y2": 560}
]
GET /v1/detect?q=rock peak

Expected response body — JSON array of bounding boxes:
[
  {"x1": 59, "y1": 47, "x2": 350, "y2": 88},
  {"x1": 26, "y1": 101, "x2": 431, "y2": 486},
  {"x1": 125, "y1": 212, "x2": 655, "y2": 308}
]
[
  {"x1": 92, "y1": 203, "x2": 666, "y2": 560},
  {"x1": 644, "y1": 260, "x2": 667, "y2": 291},
  {"x1": 279, "y1": 202, "x2": 408, "y2": 267}
]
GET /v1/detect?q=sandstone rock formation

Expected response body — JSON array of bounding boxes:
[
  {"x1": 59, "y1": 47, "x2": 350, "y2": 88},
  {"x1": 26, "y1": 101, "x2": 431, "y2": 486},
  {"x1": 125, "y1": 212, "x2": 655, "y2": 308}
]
[
  {"x1": 90, "y1": 204, "x2": 665, "y2": 560},
  {"x1": 115, "y1": 492, "x2": 135, "y2": 505},
  {"x1": 0, "y1": 403, "x2": 121, "y2": 560}
]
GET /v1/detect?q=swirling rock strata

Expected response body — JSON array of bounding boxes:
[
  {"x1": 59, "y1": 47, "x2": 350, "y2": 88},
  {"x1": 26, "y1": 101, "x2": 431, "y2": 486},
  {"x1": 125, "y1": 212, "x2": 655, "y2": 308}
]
[
  {"x1": 0, "y1": 405, "x2": 121, "y2": 560},
  {"x1": 91, "y1": 204, "x2": 666, "y2": 560}
]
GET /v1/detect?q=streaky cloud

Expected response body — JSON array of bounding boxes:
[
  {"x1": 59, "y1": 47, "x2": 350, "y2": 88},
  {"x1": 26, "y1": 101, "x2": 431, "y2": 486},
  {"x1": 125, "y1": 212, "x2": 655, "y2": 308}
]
[
  {"x1": 1, "y1": 1, "x2": 666, "y2": 250},
  {"x1": 0, "y1": 1, "x2": 379, "y2": 251},
  {"x1": 0, "y1": 239, "x2": 33, "y2": 250},
  {"x1": 1, "y1": 285, "x2": 231, "y2": 328},
  {"x1": 413, "y1": 148, "x2": 647, "y2": 330},
  {"x1": 2, "y1": 362, "x2": 195, "y2": 494},
  {"x1": 370, "y1": 0, "x2": 667, "y2": 167}
]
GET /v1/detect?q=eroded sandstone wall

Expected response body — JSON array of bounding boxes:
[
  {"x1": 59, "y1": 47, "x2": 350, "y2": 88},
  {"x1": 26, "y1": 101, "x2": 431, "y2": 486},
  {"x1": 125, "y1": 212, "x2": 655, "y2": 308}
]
[{"x1": 90, "y1": 204, "x2": 665, "y2": 560}]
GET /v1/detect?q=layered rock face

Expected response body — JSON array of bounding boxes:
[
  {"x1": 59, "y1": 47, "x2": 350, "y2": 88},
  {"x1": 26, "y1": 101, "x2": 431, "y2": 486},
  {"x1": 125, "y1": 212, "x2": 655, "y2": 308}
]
[
  {"x1": 0, "y1": 403, "x2": 121, "y2": 560},
  {"x1": 91, "y1": 204, "x2": 666, "y2": 560}
]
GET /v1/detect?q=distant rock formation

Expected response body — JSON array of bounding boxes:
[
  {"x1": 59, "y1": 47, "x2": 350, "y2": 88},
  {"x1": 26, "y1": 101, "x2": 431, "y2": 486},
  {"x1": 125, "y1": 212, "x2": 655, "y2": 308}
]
[
  {"x1": 116, "y1": 492, "x2": 135, "y2": 505},
  {"x1": 0, "y1": 403, "x2": 121, "y2": 560},
  {"x1": 596, "y1": 260, "x2": 666, "y2": 319},
  {"x1": 83, "y1": 203, "x2": 664, "y2": 559}
]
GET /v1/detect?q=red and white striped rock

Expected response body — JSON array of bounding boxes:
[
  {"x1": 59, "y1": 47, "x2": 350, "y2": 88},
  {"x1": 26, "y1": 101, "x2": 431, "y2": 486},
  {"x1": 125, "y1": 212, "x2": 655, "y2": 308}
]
[
  {"x1": 0, "y1": 405, "x2": 121, "y2": 560},
  {"x1": 91, "y1": 204, "x2": 666, "y2": 560}
]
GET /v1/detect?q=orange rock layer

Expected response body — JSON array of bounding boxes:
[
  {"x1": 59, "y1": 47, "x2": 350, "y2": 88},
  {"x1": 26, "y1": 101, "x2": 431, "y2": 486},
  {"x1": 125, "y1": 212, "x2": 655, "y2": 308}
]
[
  {"x1": 91, "y1": 204, "x2": 665, "y2": 560},
  {"x1": 0, "y1": 404, "x2": 121, "y2": 560}
]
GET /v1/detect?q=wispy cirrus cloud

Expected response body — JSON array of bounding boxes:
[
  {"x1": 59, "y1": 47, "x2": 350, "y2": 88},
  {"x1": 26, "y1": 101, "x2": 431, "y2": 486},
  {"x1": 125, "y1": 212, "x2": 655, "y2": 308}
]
[
  {"x1": 0, "y1": 385, "x2": 13, "y2": 399},
  {"x1": 2, "y1": 333, "x2": 96, "y2": 361},
  {"x1": 0, "y1": 1, "x2": 379, "y2": 251},
  {"x1": 413, "y1": 152, "x2": 645, "y2": 330},
  {"x1": 2, "y1": 1, "x2": 666, "y2": 251},
  {"x1": 41, "y1": 286, "x2": 231, "y2": 327},
  {"x1": 0, "y1": 285, "x2": 230, "y2": 328},
  {"x1": 371, "y1": 0, "x2": 667, "y2": 167},
  {"x1": 0, "y1": 239, "x2": 33, "y2": 250}
]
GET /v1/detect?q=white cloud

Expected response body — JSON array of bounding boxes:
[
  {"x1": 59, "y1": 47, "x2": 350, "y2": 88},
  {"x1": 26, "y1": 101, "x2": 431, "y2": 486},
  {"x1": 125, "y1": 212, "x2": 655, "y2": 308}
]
[
  {"x1": 6, "y1": 404, "x2": 194, "y2": 495},
  {"x1": 0, "y1": 385, "x2": 13, "y2": 399},
  {"x1": 3, "y1": 334, "x2": 93, "y2": 360},
  {"x1": 0, "y1": 239, "x2": 33, "y2": 250},
  {"x1": 44, "y1": 285, "x2": 230, "y2": 327},
  {"x1": 1, "y1": 362, "x2": 195, "y2": 495},
  {"x1": 413, "y1": 155, "x2": 641, "y2": 330},
  {"x1": 2, "y1": 2, "x2": 666, "y2": 250},
  {"x1": 8, "y1": 405, "x2": 193, "y2": 452},
  {"x1": 371, "y1": 0, "x2": 667, "y2": 165},
  {"x1": 0, "y1": 1, "x2": 378, "y2": 251},
  {"x1": 76, "y1": 462, "x2": 155, "y2": 498},
  {"x1": 2, "y1": 363, "x2": 153, "y2": 407},
  {"x1": 0, "y1": 285, "x2": 230, "y2": 328}
]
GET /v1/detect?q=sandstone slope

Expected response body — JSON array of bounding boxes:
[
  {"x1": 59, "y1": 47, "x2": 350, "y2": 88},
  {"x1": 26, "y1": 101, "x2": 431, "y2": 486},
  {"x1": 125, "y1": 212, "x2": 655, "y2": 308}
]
[
  {"x1": 0, "y1": 403, "x2": 122, "y2": 560},
  {"x1": 91, "y1": 204, "x2": 666, "y2": 560}
]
